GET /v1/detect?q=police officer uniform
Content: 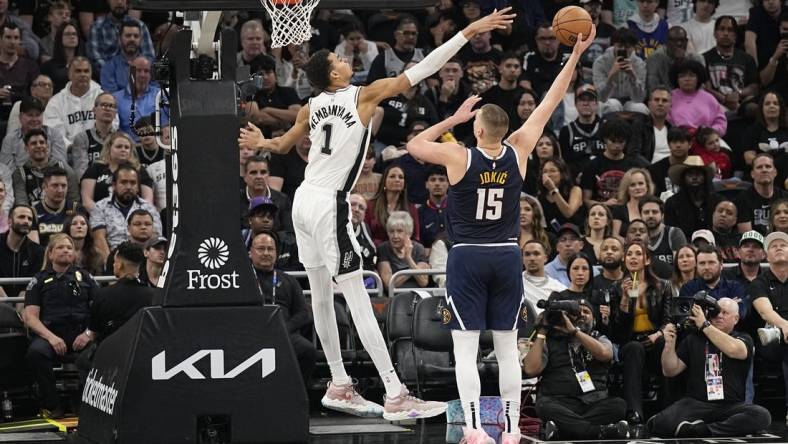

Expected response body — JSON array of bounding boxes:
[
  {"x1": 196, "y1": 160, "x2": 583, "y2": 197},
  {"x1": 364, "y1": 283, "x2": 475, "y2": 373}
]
[{"x1": 24, "y1": 266, "x2": 99, "y2": 410}]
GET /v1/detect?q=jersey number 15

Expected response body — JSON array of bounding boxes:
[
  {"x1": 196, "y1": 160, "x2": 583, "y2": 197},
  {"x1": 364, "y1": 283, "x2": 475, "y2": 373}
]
[{"x1": 476, "y1": 188, "x2": 503, "y2": 220}]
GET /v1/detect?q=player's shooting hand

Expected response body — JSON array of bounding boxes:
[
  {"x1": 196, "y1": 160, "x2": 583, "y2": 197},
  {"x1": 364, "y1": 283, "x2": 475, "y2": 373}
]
[
  {"x1": 571, "y1": 26, "x2": 597, "y2": 57},
  {"x1": 450, "y1": 95, "x2": 481, "y2": 124},
  {"x1": 239, "y1": 122, "x2": 265, "y2": 151},
  {"x1": 463, "y1": 7, "x2": 516, "y2": 38}
]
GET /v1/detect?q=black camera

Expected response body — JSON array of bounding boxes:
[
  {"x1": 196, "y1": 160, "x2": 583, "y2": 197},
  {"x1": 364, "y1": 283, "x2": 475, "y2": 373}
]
[
  {"x1": 537, "y1": 299, "x2": 581, "y2": 328},
  {"x1": 669, "y1": 291, "x2": 720, "y2": 331},
  {"x1": 152, "y1": 57, "x2": 172, "y2": 87}
]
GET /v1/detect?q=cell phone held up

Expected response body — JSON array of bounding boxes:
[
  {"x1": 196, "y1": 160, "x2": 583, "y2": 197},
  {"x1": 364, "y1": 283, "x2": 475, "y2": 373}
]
[{"x1": 616, "y1": 48, "x2": 628, "y2": 62}]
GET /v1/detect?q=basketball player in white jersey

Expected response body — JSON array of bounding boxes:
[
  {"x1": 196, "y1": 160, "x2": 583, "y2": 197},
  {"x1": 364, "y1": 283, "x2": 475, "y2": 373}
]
[
  {"x1": 405, "y1": 27, "x2": 596, "y2": 443},
  {"x1": 239, "y1": 8, "x2": 515, "y2": 420}
]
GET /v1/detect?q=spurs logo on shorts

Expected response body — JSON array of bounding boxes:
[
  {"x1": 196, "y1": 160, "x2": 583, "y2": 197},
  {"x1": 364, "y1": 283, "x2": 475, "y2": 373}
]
[
  {"x1": 441, "y1": 306, "x2": 452, "y2": 325},
  {"x1": 342, "y1": 251, "x2": 354, "y2": 270}
]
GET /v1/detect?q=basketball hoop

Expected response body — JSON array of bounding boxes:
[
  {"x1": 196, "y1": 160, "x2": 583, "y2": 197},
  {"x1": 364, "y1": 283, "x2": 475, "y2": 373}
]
[{"x1": 259, "y1": 0, "x2": 319, "y2": 48}]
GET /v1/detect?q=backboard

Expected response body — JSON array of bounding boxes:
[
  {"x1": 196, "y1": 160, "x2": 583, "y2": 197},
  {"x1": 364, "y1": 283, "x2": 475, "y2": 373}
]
[{"x1": 131, "y1": 0, "x2": 436, "y2": 10}]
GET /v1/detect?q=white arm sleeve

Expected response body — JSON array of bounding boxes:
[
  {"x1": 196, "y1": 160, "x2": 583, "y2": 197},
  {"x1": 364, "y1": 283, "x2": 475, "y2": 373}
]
[{"x1": 404, "y1": 31, "x2": 468, "y2": 85}]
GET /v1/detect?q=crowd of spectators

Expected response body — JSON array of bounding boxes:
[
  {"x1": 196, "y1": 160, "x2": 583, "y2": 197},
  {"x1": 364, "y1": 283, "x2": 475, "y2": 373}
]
[{"x1": 2, "y1": 0, "x2": 788, "y2": 438}]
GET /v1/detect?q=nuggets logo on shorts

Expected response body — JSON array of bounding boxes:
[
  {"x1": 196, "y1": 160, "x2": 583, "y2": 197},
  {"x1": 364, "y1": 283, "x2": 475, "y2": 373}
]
[
  {"x1": 521, "y1": 305, "x2": 528, "y2": 323},
  {"x1": 441, "y1": 307, "x2": 452, "y2": 325}
]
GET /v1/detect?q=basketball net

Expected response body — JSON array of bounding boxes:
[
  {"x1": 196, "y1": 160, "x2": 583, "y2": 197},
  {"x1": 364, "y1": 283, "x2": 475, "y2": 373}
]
[{"x1": 259, "y1": 0, "x2": 320, "y2": 48}]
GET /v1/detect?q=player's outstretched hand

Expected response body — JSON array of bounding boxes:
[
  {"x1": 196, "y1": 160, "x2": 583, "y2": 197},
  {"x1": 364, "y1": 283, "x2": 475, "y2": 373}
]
[
  {"x1": 450, "y1": 95, "x2": 481, "y2": 125},
  {"x1": 572, "y1": 26, "x2": 597, "y2": 57},
  {"x1": 463, "y1": 7, "x2": 516, "y2": 37},
  {"x1": 239, "y1": 122, "x2": 265, "y2": 151}
]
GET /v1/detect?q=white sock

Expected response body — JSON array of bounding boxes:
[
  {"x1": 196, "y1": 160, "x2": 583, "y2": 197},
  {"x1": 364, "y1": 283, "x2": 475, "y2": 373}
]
[
  {"x1": 307, "y1": 267, "x2": 350, "y2": 386},
  {"x1": 336, "y1": 275, "x2": 403, "y2": 398},
  {"x1": 452, "y1": 329, "x2": 482, "y2": 430},
  {"x1": 493, "y1": 330, "x2": 521, "y2": 435}
]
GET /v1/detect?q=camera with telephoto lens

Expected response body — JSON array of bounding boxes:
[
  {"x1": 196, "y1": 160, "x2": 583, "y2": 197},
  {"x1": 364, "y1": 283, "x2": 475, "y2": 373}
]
[
  {"x1": 669, "y1": 291, "x2": 720, "y2": 332},
  {"x1": 758, "y1": 325, "x2": 784, "y2": 346},
  {"x1": 537, "y1": 299, "x2": 581, "y2": 329}
]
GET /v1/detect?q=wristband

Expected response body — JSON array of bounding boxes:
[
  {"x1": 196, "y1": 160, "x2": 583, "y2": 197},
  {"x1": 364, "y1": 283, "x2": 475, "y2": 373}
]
[{"x1": 536, "y1": 334, "x2": 546, "y2": 340}]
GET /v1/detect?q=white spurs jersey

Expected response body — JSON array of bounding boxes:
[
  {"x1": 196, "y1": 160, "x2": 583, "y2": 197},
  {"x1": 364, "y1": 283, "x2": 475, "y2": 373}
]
[{"x1": 303, "y1": 85, "x2": 370, "y2": 192}]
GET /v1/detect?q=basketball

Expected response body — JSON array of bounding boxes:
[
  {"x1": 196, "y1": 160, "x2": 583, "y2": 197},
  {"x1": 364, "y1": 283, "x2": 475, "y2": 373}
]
[{"x1": 552, "y1": 6, "x2": 593, "y2": 47}]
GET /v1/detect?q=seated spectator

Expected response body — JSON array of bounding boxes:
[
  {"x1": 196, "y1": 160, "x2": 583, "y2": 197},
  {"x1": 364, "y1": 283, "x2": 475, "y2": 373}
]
[
  {"x1": 0, "y1": 204, "x2": 43, "y2": 297},
  {"x1": 518, "y1": 193, "x2": 553, "y2": 254},
  {"x1": 1, "y1": 96, "x2": 68, "y2": 169},
  {"x1": 672, "y1": 244, "x2": 698, "y2": 294},
  {"x1": 32, "y1": 166, "x2": 83, "y2": 246},
  {"x1": 80, "y1": 132, "x2": 154, "y2": 212},
  {"x1": 480, "y1": 52, "x2": 524, "y2": 125},
  {"x1": 91, "y1": 163, "x2": 161, "y2": 262},
  {"x1": 770, "y1": 198, "x2": 788, "y2": 233},
  {"x1": 39, "y1": 1, "x2": 71, "y2": 62},
  {"x1": 723, "y1": 230, "x2": 764, "y2": 287},
  {"x1": 365, "y1": 164, "x2": 419, "y2": 245},
  {"x1": 246, "y1": 55, "x2": 300, "y2": 139},
  {"x1": 24, "y1": 233, "x2": 99, "y2": 418},
  {"x1": 113, "y1": 56, "x2": 168, "y2": 142},
  {"x1": 240, "y1": 155, "x2": 293, "y2": 236},
  {"x1": 366, "y1": 15, "x2": 425, "y2": 84},
  {"x1": 668, "y1": 60, "x2": 727, "y2": 136},
  {"x1": 0, "y1": 3, "x2": 42, "y2": 62},
  {"x1": 512, "y1": 88, "x2": 537, "y2": 136},
  {"x1": 0, "y1": 23, "x2": 40, "y2": 135},
  {"x1": 546, "y1": 223, "x2": 583, "y2": 287},
  {"x1": 640, "y1": 195, "x2": 688, "y2": 266},
  {"x1": 665, "y1": 156, "x2": 724, "y2": 237},
  {"x1": 551, "y1": 253, "x2": 594, "y2": 302},
  {"x1": 524, "y1": 131, "x2": 560, "y2": 194},
  {"x1": 649, "y1": 126, "x2": 691, "y2": 197},
  {"x1": 383, "y1": 121, "x2": 436, "y2": 205},
  {"x1": 0, "y1": 177, "x2": 8, "y2": 231},
  {"x1": 424, "y1": 9, "x2": 459, "y2": 51},
  {"x1": 70, "y1": 93, "x2": 117, "y2": 178},
  {"x1": 525, "y1": 299, "x2": 629, "y2": 440},
  {"x1": 349, "y1": 193, "x2": 376, "y2": 273},
  {"x1": 592, "y1": 237, "x2": 626, "y2": 313},
  {"x1": 62, "y1": 212, "x2": 103, "y2": 276},
  {"x1": 250, "y1": 230, "x2": 315, "y2": 385},
  {"x1": 558, "y1": 84, "x2": 604, "y2": 178},
  {"x1": 334, "y1": 23, "x2": 378, "y2": 85},
  {"x1": 743, "y1": 91, "x2": 788, "y2": 188},
  {"x1": 681, "y1": 0, "x2": 718, "y2": 55},
  {"x1": 630, "y1": 86, "x2": 672, "y2": 165},
  {"x1": 268, "y1": 134, "x2": 309, "y2": 202},
  {"x1": 539, "y1": 157, "x2": 584, "y2": 232},
  {"x1": 12, "y1": 129, "x2": 79, "y2": 205},
  {"x1": 425, "y1": 59, "x2": 473, "y2": 142},
  {"x1": 583, "y1": 203, "x2": 614, "y2": 262},
  {"x1": 241, "y1": 196, "x2": 298, "y2": 271},
  {"x1": 745, "y1": 0, "x2": 782, "y2": 73},
  {"x1": 611, "y1": 168, "x2": 655, "y2": 236},
  {"x1": 650, "y1": 299, "x2": 771, "y2": 438},
  {"x1": 703, "y1": 16, "x2": 758, "y2": 117},
  {"x1": 522, "y1": 239, "x2": 566, "y2": 312},
  {"x1": 646, "y1": 26, "x2": 703, "y2": 92},
  {"x1": 140, "y1": 236, "x2": 166, "y2": 287},
  {"x1": 611, "y1": 241, "x2": 673, "y2": 425},
  {"x1": 711, "y1": 200, "x2": 741, "y2": 262},
  {"x1": 104, "y1": 208, "x2": 156, "y2": 270},
  {"x1": 736, "y1": 153, "x2": 788, "y2": 234},
  {"x1": 520, "y1": 23, "x2": 566, "y2": 101},
  {"x1": 581, "y1": 119, "x2": 638, "y2": 208},
  {"x1": 5, "y1": 75, "x2": 54, "y2": 139},
  {"x1": 691, "y1": 229, "x2": 716, "y2": 249},
  {"x1": 100, "y1": 20, "x2": 146, "y2": 93},
  {"x1": 236, "y1": 20, "x2": 268, "y2": 68},
  {"x1": 691, "y1": 127, "x2": 732, "y2": 179},
  {"x1": 376, "y1": 211, "x2": 429, "y2": 290},
  {"x1": 86, "y1": 0, "x2": 155, "y2": 72},
  {"x1": 627, "y1": 0, "x2": 668, "y2": 58},
  {"x1": 592, "y1": 28, "x2": 648, "y2": 115},
  {"x1": 43, "y1": 57, "x2": 105, "y2": 148},
  {"x1": 272, "y1": 42, "x2": 312, "y2": 101},
  {"x1": 375, "y1": 62, "x2": 439, "y2": 150},
  {"x1": 548, "y1": 64, "x2": 586, "y2": 133},
  {"x1": 680, "y1": 245, "x2": 748, "y2": 317},
  {"x1": 40, "y1": 21, "x2": 83, "y2": 93},
  {"x1": 579, "y1": 0, "x2": 616, "y2": 83},
  {"x1": 352, "y1": 147, "x2": 381, "y2": 201},
  {"x1": 417, "y1": 165, "x2": 448, "y2": 251},
  {"x1": 758, "y1": 14, "x2": 788, "y2": 107}
]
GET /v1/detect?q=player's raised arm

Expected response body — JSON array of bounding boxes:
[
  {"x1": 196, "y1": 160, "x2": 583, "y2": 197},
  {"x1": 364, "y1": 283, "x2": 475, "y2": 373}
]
[
  {"x1": 405, "y1": 96, "x2": 478, "y2": 173},
  {"x1": 506, "y1": 26, "x2": 597, "y2": 165},
  {"x1": 238, "y1": 105, "x2": 310, "y2": 154},
  {"x1": 359, "y1": 8, "x2": 515, "y2": 106}
]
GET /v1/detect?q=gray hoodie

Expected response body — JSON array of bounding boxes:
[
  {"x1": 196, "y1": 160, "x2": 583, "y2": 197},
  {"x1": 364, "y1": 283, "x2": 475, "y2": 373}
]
[{"x1": 592, "y1": 46, "x2": 647, "y2": 104}]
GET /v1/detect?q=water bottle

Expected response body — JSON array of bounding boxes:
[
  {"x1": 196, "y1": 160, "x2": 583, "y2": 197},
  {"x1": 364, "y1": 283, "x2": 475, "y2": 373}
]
[{"x1": 2, "y1": 391, "x2": 12, "y2": 422}]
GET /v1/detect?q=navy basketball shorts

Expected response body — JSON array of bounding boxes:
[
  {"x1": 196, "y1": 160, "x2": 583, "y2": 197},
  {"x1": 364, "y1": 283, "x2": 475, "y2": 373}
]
[{"x1": 444, "y1": 243, "x2": 525, "y2": 331}]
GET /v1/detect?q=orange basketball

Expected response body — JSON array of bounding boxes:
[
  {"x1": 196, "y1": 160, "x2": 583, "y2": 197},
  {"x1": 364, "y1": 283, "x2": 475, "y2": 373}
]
[{"x1": 552, "y1": 6, "x2": 593, "y2": 47}]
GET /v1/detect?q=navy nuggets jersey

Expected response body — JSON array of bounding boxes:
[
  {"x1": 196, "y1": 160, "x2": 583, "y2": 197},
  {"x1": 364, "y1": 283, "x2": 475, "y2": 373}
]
[{"x1": 447, "y1": 144, "x2": 523, "y2": 244}]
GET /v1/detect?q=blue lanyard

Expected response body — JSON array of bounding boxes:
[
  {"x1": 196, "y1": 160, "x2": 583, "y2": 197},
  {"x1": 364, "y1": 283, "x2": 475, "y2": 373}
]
[{"x1": 271, "y1": 270, "x2": 277, "y2": 305}]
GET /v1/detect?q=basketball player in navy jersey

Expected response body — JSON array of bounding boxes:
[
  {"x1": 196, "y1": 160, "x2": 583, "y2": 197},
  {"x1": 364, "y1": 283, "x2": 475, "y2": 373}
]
[
  {"x1": 239, "y1": 9, "x2": 515, "y2": 420},
  {"x1": 405, "y1": 27, "x2": 597, "y2": 444}
]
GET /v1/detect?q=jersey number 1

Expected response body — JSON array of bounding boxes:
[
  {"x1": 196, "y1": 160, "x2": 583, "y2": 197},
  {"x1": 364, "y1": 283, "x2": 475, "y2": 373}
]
[
  {"x1": 321, "y1": 124, "x2": 333, "y2": 155},
  {"x1": 476, "y1": 188, "x2": 503, "y2": 220}
]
